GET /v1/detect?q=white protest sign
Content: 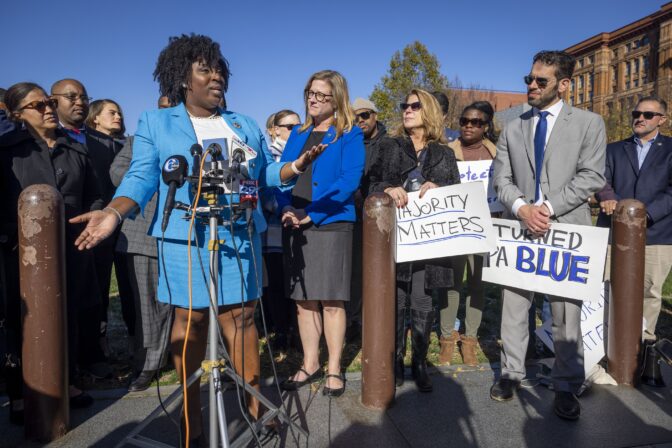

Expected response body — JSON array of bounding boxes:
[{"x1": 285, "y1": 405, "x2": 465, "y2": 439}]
[
  {"x1": 457, "y1": 160, "x2": 504, "y2": 213},
  {"x1": 482, "y1": 218, "x2": 609, "y2": 301},
  {"x1": 394, "y1": 182, "x2": 497, "y2": 263},
  {"x1": 535, "y1": 285, "x2": 608, "y2": 375}
]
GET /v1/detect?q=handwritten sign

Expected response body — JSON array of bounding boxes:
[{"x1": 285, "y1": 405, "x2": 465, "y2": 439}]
[
  {"x1": 536, "y1": 285, "x2": 608, "y2": 375},
  {"x1": 394, "y1": 182, "x2": 497, "y2": 263},
  {"x1": 482, "y1": 218, "x2": 609, "y2": 301},
  {"x1": 457, "y1": 160, "x2": 504, "y2": 213}
]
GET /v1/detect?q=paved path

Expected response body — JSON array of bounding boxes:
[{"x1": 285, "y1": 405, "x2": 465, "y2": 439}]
[{"x1": 1, "y1": 362, "x2": 671, "y2": 448}]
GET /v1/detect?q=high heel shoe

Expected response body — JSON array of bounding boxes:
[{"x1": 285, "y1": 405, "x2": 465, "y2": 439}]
[{"x1": 322, "y1": 374, "x2": 345, "y2": 397}]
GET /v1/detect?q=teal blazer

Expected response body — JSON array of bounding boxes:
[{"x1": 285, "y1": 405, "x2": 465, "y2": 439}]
[{"x1": 115, "y1": 103, "x2": 289, "y2": 240}]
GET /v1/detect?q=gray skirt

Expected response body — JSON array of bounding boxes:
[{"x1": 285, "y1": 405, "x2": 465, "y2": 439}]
[{"x1": 283, "y1": 225, "x2": 353, "y2": 301}]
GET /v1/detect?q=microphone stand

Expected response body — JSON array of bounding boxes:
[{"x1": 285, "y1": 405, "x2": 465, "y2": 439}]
[{"x1": 116, "y1": 197, "x2": 308, "y2": 448}]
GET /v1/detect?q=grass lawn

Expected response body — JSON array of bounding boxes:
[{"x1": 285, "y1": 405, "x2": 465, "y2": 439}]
[{"x1": 101, "y1": 268, "x2": 672, "y2": 389}]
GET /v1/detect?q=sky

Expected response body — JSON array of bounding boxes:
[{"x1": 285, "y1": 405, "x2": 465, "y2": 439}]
[{"x1": 2, "y1": 0, "x2": 664, "y2": 134}]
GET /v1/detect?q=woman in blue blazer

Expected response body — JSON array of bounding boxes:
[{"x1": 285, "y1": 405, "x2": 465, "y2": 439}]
[
  {"x1": 70, "y1": 35, "x2": 322, "y2": 444},
  {"x1": 276, "y1": 70, "x2": 365, "y2": 397}
]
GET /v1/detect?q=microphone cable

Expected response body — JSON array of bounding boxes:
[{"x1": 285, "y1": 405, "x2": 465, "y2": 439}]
[{"x1": 247, "y1": 217, "x2": 302, "y2": 447}]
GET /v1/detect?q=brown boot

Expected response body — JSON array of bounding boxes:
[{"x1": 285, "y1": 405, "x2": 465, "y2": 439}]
[
  {"x1": 438, "y1": 331, "x2": 459, "y2": 365},
  {"x1": 460, "y1": 335, "x2": 479, "y2": 366}
]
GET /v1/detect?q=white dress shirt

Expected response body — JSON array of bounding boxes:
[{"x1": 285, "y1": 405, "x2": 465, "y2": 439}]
[{"x1": 512, "y1": 99, "x2": 565, "y2": 218}]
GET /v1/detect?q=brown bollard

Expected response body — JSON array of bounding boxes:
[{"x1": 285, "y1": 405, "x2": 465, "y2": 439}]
[
  {"x1": 18, "y1": 185, "x2": 69, "y2": 441},
  {"x1": 361, "y1": 193, "x2": 396, "y2": 409},
  {"x1": 607, "y1": 199, "x2": 646, "y2": 386}
]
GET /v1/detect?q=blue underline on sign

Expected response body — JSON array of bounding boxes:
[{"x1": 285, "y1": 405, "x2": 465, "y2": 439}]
[
  {"x1": 499, "y1": 239, "x2": 579, "y2": 253},
  {"x1": 397, "y1": 210, "x2": 465, "y2": 223},
  {"x1": 399, "y1": 233, "x2": 486, "y2": 246}
]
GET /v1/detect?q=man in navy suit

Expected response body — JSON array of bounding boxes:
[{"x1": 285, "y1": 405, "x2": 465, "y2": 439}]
[{"x1": 597, "y1": 96, "x2": 672, "y2": 344}]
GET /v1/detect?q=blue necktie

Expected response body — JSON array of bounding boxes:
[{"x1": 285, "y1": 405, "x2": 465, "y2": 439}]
[{"x1": 534, "y1": 111, "x2": 549, "y2": 202}]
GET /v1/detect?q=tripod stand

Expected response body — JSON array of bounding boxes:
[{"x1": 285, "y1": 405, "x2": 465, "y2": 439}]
[{"x1": 117, "y1": 209, "x2": 307, "y2": 448}]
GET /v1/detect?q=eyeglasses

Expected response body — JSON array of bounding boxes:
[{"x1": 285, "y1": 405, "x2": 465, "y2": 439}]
[
  {"x1": 524, "y1": 75, "x2": 551, "y2": 88},
  {"x1": 51, "y1": 93, "x2": 92, "y2": 104},
  {"x1": 355, "y1": 111, "x2": 373, "y2": 120},
  {"x1": 459, "y1": 117, "x2": 487, "y2": 128},
  {"x1": 276, "y1": 123, "x2": 301, "y2": 131},
  {"x1": 19, "y1": 98, "x2": 58, "y2": 113},
  {"x1": 631, "y1": 111, "x2": 664, "y2": 120},
  {"x1": 400, "y1": 101, "x2": 422, "y2": 112},
  {"x1": 305, "y1": 90, "x2": 333, "y2": 103}
]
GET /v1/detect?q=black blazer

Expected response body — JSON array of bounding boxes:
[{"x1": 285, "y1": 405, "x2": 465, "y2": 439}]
[
  {"x1": 369, "y1": 136, "x2": 461, "y2": 287},
  {"x1": 596, "y1": 133, "x2": 672, "y2": 245},
  {"x1": 0, "y1": 129, "x2": 104, "y2": 308}
]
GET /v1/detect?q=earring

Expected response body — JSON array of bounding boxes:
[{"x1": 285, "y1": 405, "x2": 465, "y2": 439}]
[
  {"x1": 182, "y1": 83, "x2": 188, "y2": 88},
  {"x1": 334, "y1": 111, "x2": 338, "y2": 119}
]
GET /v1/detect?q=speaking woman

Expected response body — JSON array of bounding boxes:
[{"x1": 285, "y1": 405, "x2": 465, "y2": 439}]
[
  {"x1": 70, "y1": 34, "x2": 323, "y2": 446},
  {"x1": 369, "y1": 89, "x2": 460, "y2": 393},
  {"x1": 276, "y1": 70, "x2": 365, "y2": 397}
]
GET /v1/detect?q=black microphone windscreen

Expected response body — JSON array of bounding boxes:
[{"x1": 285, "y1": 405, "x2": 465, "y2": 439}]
[
  {"x1": 162, "y1": 155, "x2": 188, "y2": 186},
  {"x1": 190, "y1": 143, "x2": 203, "y2": 156}
]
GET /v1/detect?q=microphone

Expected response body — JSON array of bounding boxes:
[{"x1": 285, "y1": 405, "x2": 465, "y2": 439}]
[
  {"x1": 230, "y1": 148, "x2": 246, "y2": 174},
  {"x1": 161, "y1": 155, "x2": 188, "y2": 232},
  {"x1": 190, "y1": 143, "x2": 203, "y2": 177},
  {"x1": 206, "y1": 142, "x2": 224, "y2": 159}
]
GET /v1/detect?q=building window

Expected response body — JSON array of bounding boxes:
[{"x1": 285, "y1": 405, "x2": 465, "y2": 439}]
[
  {"x1": 571, "y1": 78, "x2": 575, "y2": 92},
  {"x1": 612, "y1": 49, "x2": 618, "y2": 59},
  {"x1": 578, "y1": 93, "x2": 584, "y2": 103},
  {"x1": 634, "y1": 79, "x2": 639, "y2": 88},
  {"x1": 641, "y1": 35, "x2": 650, "y2": 46},
  {"x1": 625, "y1": 80, "x2": 630, "y2": 89},
  {"x1": 578, "y1": 76, "x2": 584, "y2": 90},
  {"x1": 634, "y1": 59, "x2": 640, "y2": 74},
  {"x1": 588, "y1": 55, "x2": 594, "y2": 65},
  {"x1": 577, "y1": 59, "x2": 583, "y2": 69}
]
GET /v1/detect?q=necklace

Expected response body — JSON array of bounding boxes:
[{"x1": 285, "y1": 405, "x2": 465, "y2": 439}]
[{"x1": 187, "y1": 109, "x2": 220, "y2": 120}]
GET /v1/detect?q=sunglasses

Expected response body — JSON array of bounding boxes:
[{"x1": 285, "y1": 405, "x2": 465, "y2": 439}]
[
  {"x1": 524, "y1": 75, "x2": 551, "y2": 88},
  {"x1": 631, "y1": 111, "x2": 664, "y2": 120},
  {"x1": 355, "y1": 111, "x2": 373, "y2": 120},
  {"x1": 19, "y1": 98, "x2": 58, "y2": 113},
  {"x1": 400, "y1": 101, "x2": 422, "y2": 112},
  {"x1": 51, "y1": 93, "x2": 92, "y2": 104},
  {"x1": 276, "y1": 123, "x2": 301, "y2": 131},
  {"x1": 459, "y1": 117, "x2": 487, "y2": 128}
]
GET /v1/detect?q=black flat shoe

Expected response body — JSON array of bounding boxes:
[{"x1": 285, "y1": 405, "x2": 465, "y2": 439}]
[
  {"x1": 70, "y1": 391, "x2": 94, "y2": 409},
  {"x1": 490, "y1": 378, "x2": 520, "y2": 402},
  {"x1": 280, "y1": 367, "x2": 323, "y2": 391},
  {"x1": 322, "y1": 374, "x2": 345, "y2": 397},
  {"x1": 128, "y1": 370, "x2": 157, "y2": 393},
  {"x1": 554, "y1": 391, "x2": 580, "y2": 421}
]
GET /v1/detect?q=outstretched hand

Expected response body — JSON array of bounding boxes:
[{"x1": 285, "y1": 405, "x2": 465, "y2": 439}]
[
  {"x1": 294, "y1": 143, "x2": 327, "y2": 172},
  {"x1": 70, "y1": 210, "x2": 119, "y2": 250}
]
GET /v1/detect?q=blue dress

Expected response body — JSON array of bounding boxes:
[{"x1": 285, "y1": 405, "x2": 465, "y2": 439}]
[{"x1": 114, "y1": 104, "x2": 291, "y2": 308}]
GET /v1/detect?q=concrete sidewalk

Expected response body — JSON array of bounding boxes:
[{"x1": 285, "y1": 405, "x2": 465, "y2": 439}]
[{"x1": 1, "y1": 362, "x2": 671, "y2": 448}]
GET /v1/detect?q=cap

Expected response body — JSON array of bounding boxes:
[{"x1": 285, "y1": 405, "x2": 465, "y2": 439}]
[{"x1": 352, "y1": 97, "x2": 378, "y2": 113}]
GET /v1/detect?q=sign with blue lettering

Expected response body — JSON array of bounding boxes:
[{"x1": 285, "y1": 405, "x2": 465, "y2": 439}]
[
  {"x1": 482, "y1": 218, "x2": 609, "y2": 301},
  {"x1": 394, "y1": 182, "x2": 497, "y2": 263},
  {"x1": 536, "y1": 285, "x2": 608, "y2": 374},
  {"x1": 457, "y1": 160, "x2": 504, "y2": 213}
]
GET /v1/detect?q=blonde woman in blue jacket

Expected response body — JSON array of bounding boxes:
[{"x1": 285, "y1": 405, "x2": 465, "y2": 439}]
[{"x1": 276, "y1": 70, "x2": 365, "y2": 397}]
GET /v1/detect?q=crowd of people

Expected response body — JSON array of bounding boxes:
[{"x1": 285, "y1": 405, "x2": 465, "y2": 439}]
[{"x1": 0, "y1": 33, "x2": 670, "y2": 445}]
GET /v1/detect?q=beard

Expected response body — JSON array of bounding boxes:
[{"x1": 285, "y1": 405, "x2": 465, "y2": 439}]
[{"x1": 528, "y1": 84, "x2": 559, "y2": 110}]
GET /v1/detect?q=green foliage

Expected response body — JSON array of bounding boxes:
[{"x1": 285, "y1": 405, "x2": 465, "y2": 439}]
[{"x1": 370, "y1": 41, "x2": 449, "y2": 129}]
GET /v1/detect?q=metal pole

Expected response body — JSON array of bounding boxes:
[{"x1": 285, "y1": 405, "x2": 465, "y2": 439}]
[
  {"x1": 607, "y1": 199, "x2": 646, "y2": 386},
  {"x1": 208, "y1": 214, "x2": 225, "y2": 448},
  {"x1": 18, "y1": 184, "x2": 68, "y2": 441},
  {"x1": 361, "y1": 193, "x2": 396, "y2": 409}
]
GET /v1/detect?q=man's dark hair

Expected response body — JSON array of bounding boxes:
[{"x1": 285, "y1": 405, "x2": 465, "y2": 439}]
[
  {"x1": 462, "y1": 100, "x2": 498, "y2": 143},
  {"x1": 432, "y1": 91, "x2": 450, "y2": 115},
  {"x1": 0, "y1": 88, "x2": 6, "y2": 104},
  {"x1": 5, "y1": 82, "x2": 44, "y2": 115},
  {"x1": 533, "y1": 51, "x2": 575, "y2": 81},
  {"x1": 50, "y1": 78, "x2": 86, "y2": 95},
  {"x1": 153, "y1": 34, "x2": 231, "y2": 107},
  {"x1": 636, "y1": 95, "x2": 668, "y2": 114}
]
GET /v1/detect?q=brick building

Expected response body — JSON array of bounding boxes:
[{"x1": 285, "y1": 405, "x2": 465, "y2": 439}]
[{"x1": 564, "y1": 2, "x2": 672, "y2": 116}]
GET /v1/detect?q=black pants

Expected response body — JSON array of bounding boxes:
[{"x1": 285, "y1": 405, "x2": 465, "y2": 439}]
[
  {"x1": 396, "y1": 266, "x2": 434, "y2": 313},
  {"x1": 261, "y1": 252, "x2": 292, "y2": 335},
  {"x1": 94, "y1": 241, "x2": 135, "y2": 336}
]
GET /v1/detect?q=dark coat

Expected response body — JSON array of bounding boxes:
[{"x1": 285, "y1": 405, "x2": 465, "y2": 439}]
[
  {"x1": 85, "y1": 127, "x2": 126, "y2": 204},
  {"x1": 369, "y1": 136, "x2": 461, "y2": 287},
  {"x1": 361, "y1": 121, "x2": 387, "y2": 197},
  {"x1": 0, "y1": 129, "x2": 104, "y2": 309},
  {"x1": 596, "y1": 133, "x2": 672, "y2": 245}
]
